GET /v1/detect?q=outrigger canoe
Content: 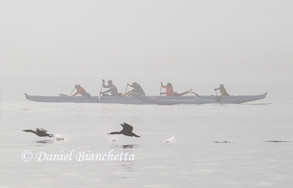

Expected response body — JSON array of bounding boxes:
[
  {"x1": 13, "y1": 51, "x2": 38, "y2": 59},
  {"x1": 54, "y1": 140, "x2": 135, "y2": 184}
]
[
  {"x1": 24, "y1": 92, "x2": 267, "y2": 105},
  {"x1": 134, "y1": 93, "x2": 267, "y2": 105}
]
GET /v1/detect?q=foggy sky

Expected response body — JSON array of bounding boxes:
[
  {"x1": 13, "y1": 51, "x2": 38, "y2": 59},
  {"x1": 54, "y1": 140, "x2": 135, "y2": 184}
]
[{"x1": 1, "y1": 0, "x2": 293, "y2": 100}]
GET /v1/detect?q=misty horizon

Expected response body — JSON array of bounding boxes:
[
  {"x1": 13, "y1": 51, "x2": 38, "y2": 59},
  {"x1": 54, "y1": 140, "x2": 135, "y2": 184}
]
[{"x1": 1, "y1": 0, "x2": 293, "y2": 101}]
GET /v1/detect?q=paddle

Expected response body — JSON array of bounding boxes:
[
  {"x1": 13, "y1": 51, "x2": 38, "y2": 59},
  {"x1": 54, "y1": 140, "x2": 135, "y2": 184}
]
[
  {"x1": 214, "y1": 88, "x2": 221, "y2": 103},
  {"x1": 123, "y1": 84, "x2": 132, "y2": 96},
  {"x1": 69, "y1": 87, "x2": 75, "y2": 96},
  {"x1": 159, "y1": 82, "x2": 163, "y2": 97},
  {"x1": 124, "y1": 84, "x2": 129, "y2": 95},
  {"x1": 99, "y1": 80, "x2": 104, "y2": 97}
]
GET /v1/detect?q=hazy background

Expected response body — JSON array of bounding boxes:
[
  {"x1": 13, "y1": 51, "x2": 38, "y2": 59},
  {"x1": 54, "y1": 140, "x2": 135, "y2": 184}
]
[
  {"x1": 1, "y1": 2, "x2": 293, "y2": 187},
  {"x1": 1, "y1": 0, "x2": 292, "y2": 101}
]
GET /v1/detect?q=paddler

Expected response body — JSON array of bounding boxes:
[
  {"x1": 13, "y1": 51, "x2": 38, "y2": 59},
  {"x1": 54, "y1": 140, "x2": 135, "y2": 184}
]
[
  {"x1": 124, "y1": 82, "x2": 146, "y2": 96},
  {"x1": 161, "y1": 82, "x2": 198, "y2": 97},
  {"x1": 214, "y1": 84, "x2": 229, "y2": 96},
  {"x1": 161, "y1": 82, "x2": 174, "y2": 96},
  {"x1": 100, "y1": 80, "x2": 119, "y2": 96},
  {"x1": 72, "y1": 84, "x2": 91, "y2": 97}
]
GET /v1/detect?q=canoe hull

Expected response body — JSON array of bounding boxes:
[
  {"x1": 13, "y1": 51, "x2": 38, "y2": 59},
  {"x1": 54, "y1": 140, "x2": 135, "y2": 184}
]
[
  {"x1": 24, "y1": 93, "x2": 267, "y2": 105},
  {"x1": 24, "y1": 93, "x2": 99, "y2": 103},
  {"x1": 196, "y1": 93, "x2": 268, "y2": 104}
]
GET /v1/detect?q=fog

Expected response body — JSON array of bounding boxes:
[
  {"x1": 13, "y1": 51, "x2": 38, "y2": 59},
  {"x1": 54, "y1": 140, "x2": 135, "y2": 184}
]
[{"x1": 1, "y1": 0, "x2": 292, "y2": 101}]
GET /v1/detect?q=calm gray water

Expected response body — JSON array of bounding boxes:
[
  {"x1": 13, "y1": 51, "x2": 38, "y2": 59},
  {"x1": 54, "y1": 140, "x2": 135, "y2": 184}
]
[{"x1": 1, "y1": 100, "x2": 293, "y2": 188}]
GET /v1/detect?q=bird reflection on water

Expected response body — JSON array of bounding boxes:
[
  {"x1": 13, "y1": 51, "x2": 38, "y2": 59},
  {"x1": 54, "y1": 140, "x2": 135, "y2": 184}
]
[
  {"x1": 110, "y1": 144, "x2": 139, "y2": 149},
  {"x1": 122, "y1": 144, "x2": 138, "y2": 149},
  {"x1": 35, "y1": 140, "x2": 54, "y2": 144}
]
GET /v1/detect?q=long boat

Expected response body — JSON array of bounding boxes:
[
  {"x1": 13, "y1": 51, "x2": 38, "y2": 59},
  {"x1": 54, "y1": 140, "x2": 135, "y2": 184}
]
[
  {"x1": 24, "y1": 92, "x2": 267, "y2": 105},
  {"x1": 134, "y1": 93, "x2": 267, "y2": 105}
]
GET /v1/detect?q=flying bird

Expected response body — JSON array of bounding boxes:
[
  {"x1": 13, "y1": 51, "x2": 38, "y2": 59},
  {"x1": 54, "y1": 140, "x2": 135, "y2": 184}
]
[
  {"x1": 23, "y1": 128, "x2": 54, "y2": 137},
  {"x1": 109, "y1": 122, "x2": 140, "y2": 138}
]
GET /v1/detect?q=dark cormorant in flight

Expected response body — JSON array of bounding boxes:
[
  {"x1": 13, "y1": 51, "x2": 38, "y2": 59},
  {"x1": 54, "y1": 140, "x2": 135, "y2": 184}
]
[
  {"x1": 23, "y1": 128, "x2": 54, "y2": 137},
  {"x1": 109, "y1": 122, "x2": 140, "y2": 137}
]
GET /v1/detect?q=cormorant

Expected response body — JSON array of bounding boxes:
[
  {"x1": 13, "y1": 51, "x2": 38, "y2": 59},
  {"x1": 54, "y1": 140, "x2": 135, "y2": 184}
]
[
  {"x1": 23, "y1": 128, "x2": 54, "y2": 137},
  {"x1": 109, "y1": 122, "x2": 140, "y2": 138}
]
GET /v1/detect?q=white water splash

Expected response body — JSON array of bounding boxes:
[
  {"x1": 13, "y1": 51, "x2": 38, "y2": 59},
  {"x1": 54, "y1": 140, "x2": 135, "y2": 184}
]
[{"x1": 165, "y1": 136, "x2": 176, "y2": 143}]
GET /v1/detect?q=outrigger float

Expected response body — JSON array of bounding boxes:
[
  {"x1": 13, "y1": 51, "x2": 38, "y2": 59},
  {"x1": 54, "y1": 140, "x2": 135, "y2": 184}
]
[{"x1": 24, "y1": 92, "x2": 267, "y2": 105}]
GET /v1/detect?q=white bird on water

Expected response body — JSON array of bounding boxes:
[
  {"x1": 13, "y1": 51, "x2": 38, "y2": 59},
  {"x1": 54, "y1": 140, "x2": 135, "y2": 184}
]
[
  {"x1": 165, "y1": 136, "x2": 176, "y2": 143},
  {"x1": 110, "y1": 136, "x2": 119, "y2": 142}
]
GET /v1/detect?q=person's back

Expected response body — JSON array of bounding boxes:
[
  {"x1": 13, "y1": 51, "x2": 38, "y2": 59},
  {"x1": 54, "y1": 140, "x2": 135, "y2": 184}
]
[
  {"x1": 220, "y1": 88, "x2": 229, "y2": 96},
  {"x1": 73, "y1": 85, "x2": 86, "y2": 96},
  {"x1": 132, "y1": 82, "x2": 146, "y2": 96},
  {"x1": 215, "y1": 84, "x2": 229, "y2": 96},
  {"x1": 109, "y1": 85, "x2": 118, "y2": 96},
  {"x1": 72, "y1": 85, "x2": 91, "y2": 97}
]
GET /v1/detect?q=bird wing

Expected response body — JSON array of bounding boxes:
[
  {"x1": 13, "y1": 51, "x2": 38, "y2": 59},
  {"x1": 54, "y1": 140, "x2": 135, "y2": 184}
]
[
  {"x1": 121, "y1": 122, "x2": 133, "y2": 131},
  {"x1": 23, "y1": 129, "x2": 33, "y2": 132}
]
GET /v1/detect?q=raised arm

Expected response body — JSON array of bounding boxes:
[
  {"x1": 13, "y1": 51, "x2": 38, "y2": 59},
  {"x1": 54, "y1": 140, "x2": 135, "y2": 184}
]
[
  {"x1": 161, "y1": 82, "x2": 167, "y2": 88},
  {"x1": 102, "y1": 80, "x2": 109, "y2": 88}
]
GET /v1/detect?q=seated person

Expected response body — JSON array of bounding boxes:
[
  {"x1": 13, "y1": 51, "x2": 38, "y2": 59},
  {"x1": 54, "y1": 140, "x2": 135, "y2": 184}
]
[
  {"x1": 100, "y1": 80, "x2": 119, "y2": 96},
  {"x1": 161, "y1": 82, "x2": 174, "y2": 96},
  {"x1": 124, "y1": 82, "x2": 146, "y2": 96},
  {"x1": 214, "y1": 84, "x2": 229, "y2": 96},
  {"x1": 72, "y1": 85, "x2": 91, "y2": 97},
  {"x1": 161, "y1": 82, "x2": 198, "y2": 97}
]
